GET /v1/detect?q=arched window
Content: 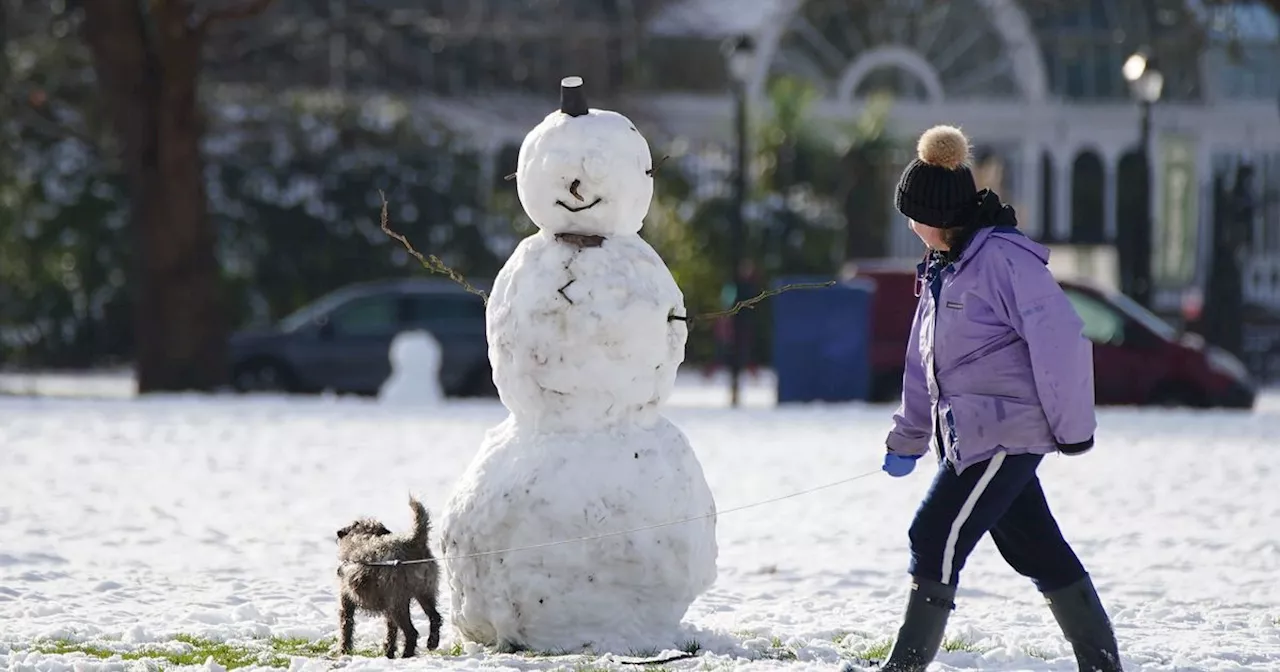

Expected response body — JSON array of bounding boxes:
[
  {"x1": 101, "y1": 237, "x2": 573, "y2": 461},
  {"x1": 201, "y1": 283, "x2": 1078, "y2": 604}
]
[
  {"x1": 1071, "y1": 151, "x2": 1106, "y2": 244},
  {"x1": 1115, "y1": 149, "x2": 1149, "y2": 248},
  {"x1": 1040, "y1": 152, "x2": 1055, "y2": 242}
]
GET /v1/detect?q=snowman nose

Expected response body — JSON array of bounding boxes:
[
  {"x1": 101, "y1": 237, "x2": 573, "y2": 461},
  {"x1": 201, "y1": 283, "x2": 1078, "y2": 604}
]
[{"x1": 555, "y1": 180, "x2": 602, "y2": 213}]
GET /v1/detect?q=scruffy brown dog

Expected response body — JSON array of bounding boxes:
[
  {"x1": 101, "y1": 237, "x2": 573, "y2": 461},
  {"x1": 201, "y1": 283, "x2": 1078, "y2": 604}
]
[{"x1": 335, "y1": 497, "x2": 442, "y2": 658}]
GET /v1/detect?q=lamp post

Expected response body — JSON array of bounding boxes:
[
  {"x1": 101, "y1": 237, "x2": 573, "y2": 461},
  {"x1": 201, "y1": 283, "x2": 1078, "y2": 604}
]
[
  {"x1": 722, "y1": 34, "x2": 755, "y2": 408},
  {"x1": 1121, "y1": 51, "x2": 1164, "y2": 309}
]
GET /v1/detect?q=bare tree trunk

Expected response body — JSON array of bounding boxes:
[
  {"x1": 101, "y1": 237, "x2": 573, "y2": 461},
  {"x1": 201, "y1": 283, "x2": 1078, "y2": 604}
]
[{"x1": 82, "y1": 0, "x2": 227, "y2": 392}]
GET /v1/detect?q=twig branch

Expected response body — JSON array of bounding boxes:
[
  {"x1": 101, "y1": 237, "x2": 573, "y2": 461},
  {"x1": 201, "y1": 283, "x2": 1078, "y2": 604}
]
[
  {"x1": 377, "y1": 192, "x2": 833, "y2": 325},
  {"x1": 646, "y1": 155, "x2": 671, "y2": 177},
  {"x1": 378, "y1": 191, "x2": 490, "y2": 304},
  {"x1": 669, "y1": 282, "x2": 837, "y2": 325},
  {"x1": 198, "y1": 0, "x2": 278, "y2": 32}
]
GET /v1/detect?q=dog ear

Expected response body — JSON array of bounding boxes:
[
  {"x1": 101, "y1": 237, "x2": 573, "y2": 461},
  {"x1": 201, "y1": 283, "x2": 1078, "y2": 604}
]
[
  {"x1": 336, "y1": 526, "x2": 350, "y2": 539},
  {"x1": 374, "y1": 523, "x2": 392, "y2": 536}
]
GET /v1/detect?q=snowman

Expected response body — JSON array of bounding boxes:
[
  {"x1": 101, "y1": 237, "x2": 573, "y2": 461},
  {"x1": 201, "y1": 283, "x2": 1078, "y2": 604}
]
[
  {"x1": 379, "y1": 330, "x2": 444, "y2": 405},
  {"x1": 438, "y1": 77, "x2": 718, "y2": 654}
]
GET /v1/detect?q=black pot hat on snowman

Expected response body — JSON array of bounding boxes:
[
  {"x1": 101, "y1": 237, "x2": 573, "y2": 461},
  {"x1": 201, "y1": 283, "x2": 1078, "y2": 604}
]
[{"x1": 513, "y1": 76, "x2": 657, "y2": 239}]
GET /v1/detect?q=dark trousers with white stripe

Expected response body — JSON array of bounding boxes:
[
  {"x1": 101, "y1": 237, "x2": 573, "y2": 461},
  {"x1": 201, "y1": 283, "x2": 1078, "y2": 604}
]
[{"x1": 907, "y1": 452, "x2": 1087, "y2": 592}]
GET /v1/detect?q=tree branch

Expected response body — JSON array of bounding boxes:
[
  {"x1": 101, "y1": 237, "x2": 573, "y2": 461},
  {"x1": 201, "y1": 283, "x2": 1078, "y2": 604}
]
[
  {"x1": 379, "y1": 191, "x2": 491, "y2": 303},
  {"x1": 668, "y1": 282, "x2": 837, "y2": 325},
  {"x1": 379, "y1": 194, "x2": 836, "y2": 327},
  {"x1": 198, "y1": 0, "x2": 278, "y2": 33}
]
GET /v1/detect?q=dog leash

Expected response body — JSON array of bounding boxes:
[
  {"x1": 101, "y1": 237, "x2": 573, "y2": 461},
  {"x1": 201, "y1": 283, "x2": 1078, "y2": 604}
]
[{"x1": 359, "y1": 467, "x2": 884, "y2": 567}]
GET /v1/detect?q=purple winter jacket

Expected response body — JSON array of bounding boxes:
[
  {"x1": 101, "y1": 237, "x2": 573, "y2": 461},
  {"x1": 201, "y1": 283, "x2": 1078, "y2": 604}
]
[{"x1": 886, "y1": 225, "x2": 1097, "y2": 473}]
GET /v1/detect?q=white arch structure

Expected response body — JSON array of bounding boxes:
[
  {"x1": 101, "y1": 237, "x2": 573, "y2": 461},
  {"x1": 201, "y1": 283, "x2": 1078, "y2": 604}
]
[
  {"x1": 834, "y1": 45, "x2": 946, "y2": 103},
  {"x1": 747, "y1": 0, "x2": 1048, "y2": 103}
]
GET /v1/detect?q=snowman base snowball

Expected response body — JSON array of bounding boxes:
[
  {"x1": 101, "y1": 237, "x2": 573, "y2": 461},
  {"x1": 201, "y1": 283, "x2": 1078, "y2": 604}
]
[{"x1": 440, "y1": 415, "x2": 716, "y2": 653}]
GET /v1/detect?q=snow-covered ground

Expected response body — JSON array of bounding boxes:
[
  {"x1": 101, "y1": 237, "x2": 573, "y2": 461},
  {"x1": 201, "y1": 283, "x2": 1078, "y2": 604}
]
[{"x1": 2, "y1": 372, "x2": 1279, "y2": 671}]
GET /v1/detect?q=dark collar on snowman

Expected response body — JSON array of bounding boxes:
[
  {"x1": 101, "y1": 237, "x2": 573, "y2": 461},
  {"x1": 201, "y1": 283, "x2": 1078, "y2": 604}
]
[{"x1": 555, "y1": 232, "x2": 606, "y2": 248}]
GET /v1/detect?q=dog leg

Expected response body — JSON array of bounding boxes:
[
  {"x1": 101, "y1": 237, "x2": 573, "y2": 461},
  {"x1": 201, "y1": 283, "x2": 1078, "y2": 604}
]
[
  {"x1": 383, "y1": 613, "x2": 400, "y2": 659},
  {"x1": 339, "y1": 595, "x2": 357, "y2": 654},
  {"x1": 391, "y1": 602, "x2": 419, "y2": 658},
  {"x1": 417, "y1": 593, "x2": 442, "y2": 650}
]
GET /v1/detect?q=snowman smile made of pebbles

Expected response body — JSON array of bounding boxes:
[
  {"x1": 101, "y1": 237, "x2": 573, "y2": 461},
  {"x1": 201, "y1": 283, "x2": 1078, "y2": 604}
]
[{"x1": 438, "y1": 76, "x2": 719, "y2": 655}]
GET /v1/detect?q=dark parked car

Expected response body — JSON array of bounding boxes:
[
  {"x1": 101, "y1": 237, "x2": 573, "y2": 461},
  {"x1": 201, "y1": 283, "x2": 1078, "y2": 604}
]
[
  {"x1": 850, "y1": 266, "x2": 1256, "y2": 410},
  {"x1": 228, "y1": 278, "x2": 494, "y2": 396}
]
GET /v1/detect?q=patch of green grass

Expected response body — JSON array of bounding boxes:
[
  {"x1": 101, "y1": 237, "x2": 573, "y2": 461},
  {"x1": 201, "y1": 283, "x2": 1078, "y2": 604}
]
[
  {"x1": 29, "y1": 632, "x2": 469, "y2": 669},
  {"x1": 170, "y1": 634, "x2": 287, "y2": 669},
  {"x1": 941, "y1": 636, "x2": 984, "y2": 654},
  {"x1": 627, "y1": 646, "x2": 660, "y2": 658},
  {"x1": 679, "y1": 639, "x2": 701, "y2": 654},
  {"x1": 289, "y1": 635, "x2": 456, "y2": 659},
  {"x1": 268, "y1": 635, "x2": 334, "y2": 658},
  {"x1": 760, "y1": 635, "x2": 797, "y2": 661},
  {"x1": 856, "y1": 639, "x2": 893, "y2": 662},
  {"x1": 30, "y1": 640, "x2": 146, "y2": 661},
  {"x1": 31, "y1": 636, "x2": 288, "y2": 670},
  {"x1": 830, "y1": 630, "x2": 878, "y2": 650}
]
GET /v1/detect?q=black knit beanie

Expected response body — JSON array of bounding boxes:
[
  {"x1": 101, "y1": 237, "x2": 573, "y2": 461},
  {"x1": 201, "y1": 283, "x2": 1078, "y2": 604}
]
[{"x1": 895, "y1": 125, "x2": 978, "y2": 228}]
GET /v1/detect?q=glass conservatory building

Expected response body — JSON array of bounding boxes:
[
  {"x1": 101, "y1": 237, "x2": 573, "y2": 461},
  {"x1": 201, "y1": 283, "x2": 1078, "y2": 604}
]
[{"x1": 643, "y1": 0, "x2": 1280, "y2": 313}]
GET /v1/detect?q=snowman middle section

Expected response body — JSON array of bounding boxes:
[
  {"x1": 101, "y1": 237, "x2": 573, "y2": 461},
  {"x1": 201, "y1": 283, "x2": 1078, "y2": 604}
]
[
  {"x1": 439, "y1": 230, "x2": 719, "y2": 653},
  {"x1": 487, "y1": 230, "x2": 687, "y2": 431}
]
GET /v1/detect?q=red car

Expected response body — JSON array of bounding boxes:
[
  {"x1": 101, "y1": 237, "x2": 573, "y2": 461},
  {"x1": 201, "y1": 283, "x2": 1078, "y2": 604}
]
[{"x1": 848, "y1": 265, "x2": 1256, "y2": 410}]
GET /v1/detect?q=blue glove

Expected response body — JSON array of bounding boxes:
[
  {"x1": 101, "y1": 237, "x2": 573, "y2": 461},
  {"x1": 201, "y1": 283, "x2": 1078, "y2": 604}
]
[{"x1": 882, "y1": 452, "x2": 920, "y2": 477}]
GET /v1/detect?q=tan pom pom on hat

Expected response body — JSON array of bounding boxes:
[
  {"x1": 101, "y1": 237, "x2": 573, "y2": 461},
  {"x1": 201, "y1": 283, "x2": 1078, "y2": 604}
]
[
  {"x1": 895, "y1": 124, "x2": 978, "y2": 228},
  {"x1": 917, "y1": 125, "x2": 970, "y2": 170}
]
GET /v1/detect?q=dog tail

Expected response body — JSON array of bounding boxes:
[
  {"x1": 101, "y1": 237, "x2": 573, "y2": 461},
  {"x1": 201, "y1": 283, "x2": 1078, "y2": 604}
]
[{"x1": 408, "y1": 497, "x2": 431, "y2": 548}]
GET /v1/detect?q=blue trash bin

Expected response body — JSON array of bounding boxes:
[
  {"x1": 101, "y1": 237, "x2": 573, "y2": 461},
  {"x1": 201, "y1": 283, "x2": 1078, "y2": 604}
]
[{"x1": 771, "y1": 276, "x2": 874, "y2": 403}]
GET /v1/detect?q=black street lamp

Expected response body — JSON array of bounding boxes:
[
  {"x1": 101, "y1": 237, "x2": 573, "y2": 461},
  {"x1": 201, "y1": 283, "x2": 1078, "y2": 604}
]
[
  {"x1": 1121, "y1": 51, "x2": 1164, "y2": 309},
  {"x1": 722, "y1": 34, "x2": 755, "y2": 408}
]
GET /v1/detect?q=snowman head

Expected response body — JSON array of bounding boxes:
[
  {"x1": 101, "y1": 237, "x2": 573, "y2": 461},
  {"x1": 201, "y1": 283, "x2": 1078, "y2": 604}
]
[{"x1": 514, "y1": 77, "x2": 655, "y2": 238}]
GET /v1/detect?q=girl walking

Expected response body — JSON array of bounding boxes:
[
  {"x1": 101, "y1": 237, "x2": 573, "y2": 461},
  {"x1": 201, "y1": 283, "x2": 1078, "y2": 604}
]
[{"x1": 876, "y1": 125, "x2": 1121, "y2": 672}]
